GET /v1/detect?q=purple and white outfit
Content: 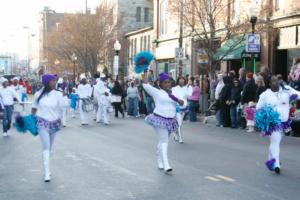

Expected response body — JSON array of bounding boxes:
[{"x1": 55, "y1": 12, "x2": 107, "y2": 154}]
[
  {"x1": 256, "y1": 86, "x2": 300, "y2": 172},
  {"x1": 143, "y1": 73, "x2": 180, "y2": 173},
  {"x1": 32, "y1": 74, "x2": 64, "y2": 182},
  {"x1": 172, "y1": 85, "x2": 193, "y2": 143}
]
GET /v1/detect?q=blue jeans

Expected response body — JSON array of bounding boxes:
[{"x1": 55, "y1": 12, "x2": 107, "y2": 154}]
[
  {"x1": 146, "y1": 97, "x2": 154, "y2": 114},
  {"x1": 230, "y1": 105, "x2": 238, "y2": 128},
  {"x1": 188, "y1": 100, "x2": 198, "y2": 122},
  {"x1": 3, "y1": 105, "x2": 13, "y2": 132},
  {"x1": 216, "y1": 109, "x2": 222, "y2": 126},
  {"x1": 127, "y1": 97, "x2": 138, "y2": 116}
]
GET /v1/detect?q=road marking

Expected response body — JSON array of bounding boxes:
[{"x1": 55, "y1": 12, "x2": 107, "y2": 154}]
[
  {"x1": 205, "y1": 176, "x2": 221, "y2": 182},
  {"x1": 215, "y1": 175, "x2": 236, "y2": 182}
]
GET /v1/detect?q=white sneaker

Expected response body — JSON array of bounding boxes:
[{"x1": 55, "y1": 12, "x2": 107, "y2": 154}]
[{"x1": 3, "y1": 132, "x2": 8, "y2": 137}]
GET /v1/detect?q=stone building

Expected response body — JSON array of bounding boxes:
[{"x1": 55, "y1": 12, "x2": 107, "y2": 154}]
[{"x1": 38, "y1": 7, "x2": 65, "y2": 68}]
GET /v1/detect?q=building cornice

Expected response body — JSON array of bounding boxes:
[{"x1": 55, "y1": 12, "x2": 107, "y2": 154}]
[{"x1": 125, "y1": 26, "x2": 154, "y2": 37}]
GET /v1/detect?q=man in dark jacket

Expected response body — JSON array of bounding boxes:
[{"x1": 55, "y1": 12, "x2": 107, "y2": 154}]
[
  {"x1": 241, "y1": 73, "x2": 257, "y2": 104},
  {"x1": 229, "y1": 79, "x2": 242, "y2": 128}
]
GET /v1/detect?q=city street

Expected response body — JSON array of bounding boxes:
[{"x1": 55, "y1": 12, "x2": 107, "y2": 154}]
[{"x1": 0, "y1": 114, "x2": 300, "y2": 200}]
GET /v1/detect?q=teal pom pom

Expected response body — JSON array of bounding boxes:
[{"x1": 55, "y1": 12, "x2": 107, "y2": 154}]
[
  {"x1": 254, "y1": 105, "x2": 281, "y2": 134},
  {"x1": 15, "y1": 114, "x2": 38, "y2": 136},
  {"x1": 134, "y1": 51, "x2": 154, "y2": 74}
]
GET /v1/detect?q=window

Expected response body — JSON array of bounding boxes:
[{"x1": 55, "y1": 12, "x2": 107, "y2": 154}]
[
  {"x1": 130, "y1": 39, "x2": 133, "y2": 58},
  {"x1": 134, "y1": 38, "x2": 137, "y2": 55},
  {"x1": 275, "y1": 0, "x2": 284, "y2": 10},
  {"x1": 147, "y1": 35, "x2": 151, "y2": 51},
  {"x1": 231, "y1": 0, "x2": 240, "y2": 23},
  {"x1": 160, "y1": 0, "x2": 168, "y2": 36},
  {"x1": 144, "y1": 36, "x2": 147, "y2": 50},
  {"x1": 136, "y1": 7, "x2": 141, "y2": 22},
  {"x1": 144, "y1": 7, "x2": 150, "y2": 23},
  {"x1": 140, "y1": 37, "x2": 143, "y2": 51}
]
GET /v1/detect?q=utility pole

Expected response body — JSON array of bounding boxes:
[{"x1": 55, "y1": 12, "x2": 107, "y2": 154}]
[{"x1": 178, "y1": 0, "x2": 184, "y2": 78}]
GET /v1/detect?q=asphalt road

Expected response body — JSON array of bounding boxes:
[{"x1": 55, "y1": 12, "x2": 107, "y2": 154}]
[{"x1": 0, "y1": 113, "x2": 299, "y2": 200}]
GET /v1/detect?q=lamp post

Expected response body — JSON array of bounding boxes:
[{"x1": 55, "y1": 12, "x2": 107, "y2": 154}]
[
  {"x1": 71, "y1": 53, "x2": 77, "y2": 81},
  {"x1": 23, "y1": 26, "x2": 35, "y2": 73},
  {"x1": 248, "y1": 4, "x2": 259, "y2": 73},
  {"x1": 113, "y1": 40, "x2": 121, "y2": 80}
]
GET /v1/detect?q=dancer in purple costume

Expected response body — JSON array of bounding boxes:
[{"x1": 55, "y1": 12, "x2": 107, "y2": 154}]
[
  {"x1": 256, "y1": 76, "x2": 300, "y2": 174},
  {"x1": 143, "y1": 71, "x2": 184, "y2": 174}
]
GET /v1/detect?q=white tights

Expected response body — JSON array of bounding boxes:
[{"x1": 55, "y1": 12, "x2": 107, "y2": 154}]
[
  {"x1": 39, "y1": 129, "x2": 56, "y2": 152},
  {"x1": 269, "y1": 131, "x2": 282, "y2": 168},
  {"x1": 155, "y1": 127, "x2": 169, "y2": 144}
]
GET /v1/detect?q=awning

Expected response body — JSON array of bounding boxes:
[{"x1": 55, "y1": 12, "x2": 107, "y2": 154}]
[{"x1": 214, "y1": 36, "x2": 246, "y2": 60}]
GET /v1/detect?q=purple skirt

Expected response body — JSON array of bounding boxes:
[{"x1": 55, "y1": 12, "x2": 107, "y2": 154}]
[
  {"x1": 145, "y1": 113, "x2": 178, "y2": 134},
  {"x1": 263, "y1": 119, "x2": 292, "y2": 136},
  {"x1": 36, "y1": 117, "x2": 62, "y2": 133}
]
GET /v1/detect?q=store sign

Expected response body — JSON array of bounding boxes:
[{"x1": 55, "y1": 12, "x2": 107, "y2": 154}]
[
  {"x1": 196, "y1": 49, "x2": 208, "y2": 64},
  {"x1": 246, "y1": 33, "x2": 261, "y2": 53},
  {"x1": 175, "y1": 48, "x2": 184, "y2": 60}
]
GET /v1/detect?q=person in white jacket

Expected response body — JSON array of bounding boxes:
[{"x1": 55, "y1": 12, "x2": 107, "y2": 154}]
[
  {"x1": 0, "y1": 78, "x2": 21, "y2": 136},
  {"x1": 94, "y1": 74, "x2": 108, "y2": 123},
  {"x1": 99, "y1": 88, "x2": 112, "y2": 125},
  {"x1": 32, "y1": 74, "x2": 65, "y2": 182},
  {"x1": 77, "y1": 77, "x2": 93, "y2": 125},
  {"x1": 215, "y1": 74, "x2": 224, "y2": 127},
  {"x1": 171, "y1": 77, "x2": 193, "y2": 143},
  {"x1": 256, "y1": 75, "x2": 300, "y2": 174},
  {"x1": 143, "y1": 71, "x2": 184, "y2": 174}
]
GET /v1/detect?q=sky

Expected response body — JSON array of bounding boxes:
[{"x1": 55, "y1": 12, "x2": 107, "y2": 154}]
[{"x1": 0, "y1": 0, "x2": 101, "y2": 60}]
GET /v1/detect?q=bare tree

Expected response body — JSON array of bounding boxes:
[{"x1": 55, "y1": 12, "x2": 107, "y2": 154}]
[{"x1": 46, "y1": 2, "x2": 119, "y2": 76}]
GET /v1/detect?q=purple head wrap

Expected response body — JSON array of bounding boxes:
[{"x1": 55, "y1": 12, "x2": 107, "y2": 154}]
[
  {"x1": 159, "y1": 72, "x2": 170, "y2": 82},
  {"x1": 42, "y1": 74, "x2": 56, "y2": 85}
]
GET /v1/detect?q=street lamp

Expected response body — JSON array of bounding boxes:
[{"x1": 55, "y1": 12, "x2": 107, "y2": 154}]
[
  {"x1": 248, "y1": 5, "x2": 259, "y2": 72},
  {"x1": 113, "y1": 40, "x2": 121, "y2": 80},
  {"x1": 71, "y1": 53, "x2": 77, "y2": 81}
]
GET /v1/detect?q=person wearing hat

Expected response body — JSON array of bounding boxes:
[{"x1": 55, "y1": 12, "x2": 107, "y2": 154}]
[
  {"x1": 0, "y1": 78, "x2": 21, "y2": 137},
  {"x1": 256, "y1": 75, "x2": 300, "y2": 174},
  {"x1": 94, "y1": 73, "x2": 108, "y2": 123},
  {"x1": 142, "y1": 71, "x2": 184, "y2": 174},
  {"x1": 77, "y1": 76, "x2": 93, "y2": 125},
  {"x1": 31, "y1": 74, "x2": 65, "y2": 182}
]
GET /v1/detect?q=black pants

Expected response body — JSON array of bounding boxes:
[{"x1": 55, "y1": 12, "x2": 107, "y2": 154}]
[{"x1": 113, "y1": 102, "x2": 124, "y2": 117}]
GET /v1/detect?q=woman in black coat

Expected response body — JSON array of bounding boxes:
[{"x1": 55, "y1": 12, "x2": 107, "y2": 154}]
[
  {"x1": 229, "y1": 79, "x2": 242, "y2": 128},
  {"x1": 111, "y1": 81, "x2": 125, "y2": 118},
  {"x1": 241, "y1": 73, "x2": 257, "y2": 104},
  {"x1": 219, "y1": 76, "x2": 232, "y2": 127}
]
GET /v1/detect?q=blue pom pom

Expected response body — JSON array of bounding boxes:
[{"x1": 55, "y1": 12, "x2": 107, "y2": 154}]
[
  {"x1": 254, "y1": 105, "x2": 281, "y2": 134},
  {"x1": 134, "y1": 51, "x2": 154, "y2": 74},
  {"x1": 15, "y1": 114, "x2": 38, "y2": 136}
]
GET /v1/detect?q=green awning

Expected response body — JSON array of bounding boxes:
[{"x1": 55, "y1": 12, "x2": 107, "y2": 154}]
[{"x1": 214, "y1": 36, "x2": 246, "y2": 60}]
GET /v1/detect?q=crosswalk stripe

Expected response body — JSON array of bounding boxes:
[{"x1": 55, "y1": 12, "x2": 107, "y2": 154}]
[
  {"x1": 215, "y1": 175, "x2": 236, "y2": 182},
  {"x1": 205, "y1": 176, "x2": 221, "y2": 182}
]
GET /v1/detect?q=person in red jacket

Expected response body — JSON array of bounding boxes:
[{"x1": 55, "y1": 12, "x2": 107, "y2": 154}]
[{"x1": 25, "y1": 80, "x2": 32, "y2": 94}]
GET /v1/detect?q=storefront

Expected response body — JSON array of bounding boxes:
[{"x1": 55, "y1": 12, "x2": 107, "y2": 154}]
[
  {"x1": 276, "y1": 25, "x2": 300, "y2": 78},
  {"x1": 215, "y1": 36, "x2": 260, "y2": 74}
]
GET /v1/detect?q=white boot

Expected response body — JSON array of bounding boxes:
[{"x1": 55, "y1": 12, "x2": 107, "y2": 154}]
[
  {"x1": 161, "y1": 143, "x2": 172, "y2": 173},
  {"x1": 43, "y1": 150, "x2": 51, "y2": 182},
  {"x1": 178, "y1": 127, "x2": 183, "y2": 144},
  {"x1": 173, "y1": 132, "x2": 179, "y2": 142},
  {"x1": 157, "y1": 144, "x2": 164, "y2": 170}
]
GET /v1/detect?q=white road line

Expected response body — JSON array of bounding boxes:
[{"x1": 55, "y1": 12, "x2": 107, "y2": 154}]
[
  {"x1": 215, "y1": 175, "x2": 236, "y2": 182},
  {"x1": 205, "y1": 176, "x2": 221, "y2": 182}
]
